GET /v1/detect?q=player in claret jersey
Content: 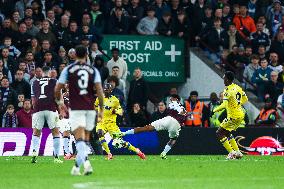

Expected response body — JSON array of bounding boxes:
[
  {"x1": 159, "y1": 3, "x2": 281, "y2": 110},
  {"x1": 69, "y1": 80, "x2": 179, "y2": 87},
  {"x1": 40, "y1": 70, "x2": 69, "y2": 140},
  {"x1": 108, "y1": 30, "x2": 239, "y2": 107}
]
[
  {"x1": 55, "y1": 45, "x2": 104, "y2": 176},
  {"x1": 213, "y1": 71, "x2": 248, "y2": 160},
  {"x1": 31, "y1": 66, "x2": 64, "y2": 164},
  {"x1": 121, "y1": 94, "x2": 187, "y2": 159}
]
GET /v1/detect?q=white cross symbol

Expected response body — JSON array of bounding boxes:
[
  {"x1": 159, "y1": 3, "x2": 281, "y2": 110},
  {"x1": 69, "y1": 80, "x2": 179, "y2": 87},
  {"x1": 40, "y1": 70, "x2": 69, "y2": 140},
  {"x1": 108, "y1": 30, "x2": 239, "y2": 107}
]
[{"x1": 164, "y1": 45, "x2": 181, "y2": 62}]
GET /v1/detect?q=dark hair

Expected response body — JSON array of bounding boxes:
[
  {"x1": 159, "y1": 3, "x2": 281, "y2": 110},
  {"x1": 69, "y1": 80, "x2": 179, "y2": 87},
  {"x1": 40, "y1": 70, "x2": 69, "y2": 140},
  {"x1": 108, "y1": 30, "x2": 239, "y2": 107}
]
[
  {"x1": 112, "y1": 66, "x2": 119, "y2": 69},
  {"x1": 190, "y1": 91, "x2": 198, "y2": 96},
  {"x1": 42, "y1": 66, "x2": 50, "y2": 73},
  {"x1": 75, "y1": 45, "x2": 87, "y2": 58},
  {"x1": 107, "y1": 75, "x2": 119, "y2": 87},
  {"x1": 224, "y1": 71, "x2": 235, "y2": 82},
  {"x1": 111, "y1": 47, "x2": 119, "y2": 52},
  {"x1": 251, "y1": 54, "x2": 260, "y2": 60},
  {"x1": 171, "y1": 94, "x2": 181, "y2": 101},
  {"x1": 260, "y1": 58, "x2": 268, "y2": 62}
]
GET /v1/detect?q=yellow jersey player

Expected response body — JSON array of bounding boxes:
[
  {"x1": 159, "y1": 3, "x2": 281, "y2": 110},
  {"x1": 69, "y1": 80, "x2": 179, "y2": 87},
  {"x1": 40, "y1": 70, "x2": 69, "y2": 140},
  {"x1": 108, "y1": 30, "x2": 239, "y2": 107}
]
[
  {"x1": 213, "y1": 71, "x2": 248, "y2": 160},
  {"x1": 95, "y1": 83, "x2": 146, "y2": 160}
]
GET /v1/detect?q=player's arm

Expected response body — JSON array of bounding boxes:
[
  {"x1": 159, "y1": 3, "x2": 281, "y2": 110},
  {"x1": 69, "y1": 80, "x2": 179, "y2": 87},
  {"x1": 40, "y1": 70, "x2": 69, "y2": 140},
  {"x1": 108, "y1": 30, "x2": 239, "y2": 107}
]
[
  {"x1": 54, "y1": 67, "x2": 68, "y2": 105},
  {"x1": 214, "y1": 90, "x2": 229, "y2": 112},
  {"x1": 94, "y1": 68, "x2": 104, "y2": 121},
  {"x1": 241, "y1": 91, "x2": 248, "y2": 105},
  {"x1": 31, "y1": 82, "x2": 36, "y2": 109},
  {"x1": 113, "y1": 98, "x2": 123, "y2": 116}
]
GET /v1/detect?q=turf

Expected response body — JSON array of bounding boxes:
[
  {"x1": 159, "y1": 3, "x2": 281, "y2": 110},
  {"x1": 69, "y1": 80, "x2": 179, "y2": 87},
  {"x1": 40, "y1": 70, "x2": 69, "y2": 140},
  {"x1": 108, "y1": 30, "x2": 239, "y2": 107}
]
[{"x1": 1, "y1": 155, "x2": 283, "y2": 189}]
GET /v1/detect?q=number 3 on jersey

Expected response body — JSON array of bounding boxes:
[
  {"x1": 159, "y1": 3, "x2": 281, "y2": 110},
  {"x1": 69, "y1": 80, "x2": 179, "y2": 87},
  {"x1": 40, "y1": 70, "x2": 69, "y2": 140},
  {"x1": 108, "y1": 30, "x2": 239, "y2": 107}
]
[{"x1": 78, "y1": 70, "x2": 89, "y2": 95}]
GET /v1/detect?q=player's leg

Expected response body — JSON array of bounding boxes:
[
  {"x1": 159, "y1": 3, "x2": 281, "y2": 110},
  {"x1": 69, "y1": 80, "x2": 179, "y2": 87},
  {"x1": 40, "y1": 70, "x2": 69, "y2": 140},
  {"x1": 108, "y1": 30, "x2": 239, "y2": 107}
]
[
  {"x1": 63, "y1": 131, "x2": 72, "y2": 158},
  {"x1": 160, "y1": 138, "x2": 177, "y2": 159},
  {"x1": 227, "y1": 118, "x2": 243, "y2": 159},
  {"x1": 216, "y1": 120, "x2": 235, "y2": 159},
  {"x1": 97, "y1": 127, "x2": 112, "y2": 160},
  {"x1": 122, "y1": 125, "x2": 156, "y2": 136},
  {"x1": 47, "y1": 111, "x2": 62, "y2": 163},
  {"x1": 31, "y1": 112, "x2": 44, "y2": 163},
  {"x1": 84, "y1": 130, "x2": 95, "y2": 155}
]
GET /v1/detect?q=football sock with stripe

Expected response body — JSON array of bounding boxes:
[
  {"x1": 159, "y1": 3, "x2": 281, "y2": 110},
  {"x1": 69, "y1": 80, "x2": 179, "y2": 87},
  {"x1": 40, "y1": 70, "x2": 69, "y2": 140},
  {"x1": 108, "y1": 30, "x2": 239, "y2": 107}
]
[
  {"x1": 220, "y1": 137, "x2": 234, "y2": 153},
  {"x1": 99, "y1": 137, "x2": 111, "y2": 154},
  {"x1": 124, "y1": 142, "x2": 139, "y2": 153},
  {"x1": 31, "y1": 135, "x2": 40, "y2": 154},
  {"x1": 53, "y1": 137, "x2": 60, "y2": 158},
  {"x1": 123, "y1": 129, "x2": 134, "y2": 135},
  {"x1": 63, "y1": 136, "x2": 70, "y2": 154},
  {"x1": 228, "y1": 134, "x2": 239, "y2": 152}
]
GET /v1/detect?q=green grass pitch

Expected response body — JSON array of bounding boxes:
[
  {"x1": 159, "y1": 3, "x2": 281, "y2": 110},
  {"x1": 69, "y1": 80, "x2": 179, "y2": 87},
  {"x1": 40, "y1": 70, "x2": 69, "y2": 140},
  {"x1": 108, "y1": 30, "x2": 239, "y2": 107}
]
[{"x1": 1, "y1": 155, "x2": 283, "y2": 189}]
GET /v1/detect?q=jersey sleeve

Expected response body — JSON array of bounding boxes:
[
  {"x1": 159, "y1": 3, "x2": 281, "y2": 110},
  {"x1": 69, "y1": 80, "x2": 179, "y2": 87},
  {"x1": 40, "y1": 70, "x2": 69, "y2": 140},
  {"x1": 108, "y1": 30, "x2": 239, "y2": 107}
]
[
  {"x1": 223, "y1": 88, "x2": 230, "y2": 101},
  {"x1": 94, "y1": 98, "x2": 99, "y2": 110},
  {"x1": 58, "y1": 67, "x2": 68, "y2": 84},
  {"x1": 241, "y1": 90, "x2": 248, "y2": 105},
  {"x1": 93, "y1": 68, "x2": 102, "y2": 83}
]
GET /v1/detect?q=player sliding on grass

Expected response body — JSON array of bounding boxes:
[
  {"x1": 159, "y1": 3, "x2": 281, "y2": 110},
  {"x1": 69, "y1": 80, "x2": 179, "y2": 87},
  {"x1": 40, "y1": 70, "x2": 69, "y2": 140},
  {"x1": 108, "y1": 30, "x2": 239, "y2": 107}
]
[
  {"x1": 95, "y1": 83, "x2": 146, "y2": 160},
  {"x1": 213, "y1": 71, "x2": 248, "y2": 160},
  {"x1": 120, "y1": 94, "x2": 186, "y2": 159}
]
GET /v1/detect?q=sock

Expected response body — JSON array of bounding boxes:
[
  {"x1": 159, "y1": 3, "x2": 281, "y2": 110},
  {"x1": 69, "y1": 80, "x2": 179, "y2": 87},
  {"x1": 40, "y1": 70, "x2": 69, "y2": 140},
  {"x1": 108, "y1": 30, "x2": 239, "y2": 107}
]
[
  {"x1": 220, "y1": 137, "x2": 234, "y2": 153},
  {"x1": 124, "y1": 129, "x2": 134, "y2": 135},
  {"x1": 31, "y1": 135, "x2": 40, "y2": 154},
  {"x1": 63, "y1": 136, "x2": 70, "y2": 154},
  {"x1": 124, "y1": 141, "x2": 138, "y2": 153},
  {"x1": 99, "y1": 137, "x2": 111, "y2": 154},
  {"x1": 228, "y1": 134, "x2": 239, "y2": 152},
  {"x1": 75, "y1": 141, "x2": 86, "y2": 168},
  {"x1": 53, "y1": 137, "x2": 60, "y2": 158},
  {"x1": 162, "y1": 144, "x2": 172, "y2": 154}
]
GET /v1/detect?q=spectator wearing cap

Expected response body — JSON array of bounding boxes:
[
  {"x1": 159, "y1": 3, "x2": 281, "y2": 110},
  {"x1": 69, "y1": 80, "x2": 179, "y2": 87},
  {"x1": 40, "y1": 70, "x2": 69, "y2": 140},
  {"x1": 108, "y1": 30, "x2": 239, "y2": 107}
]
[
  {"x1": 127, "y1": 68, "x2": 149, "y2": 111},
  {"x1": 157, "y1": 11, "x2": 176, "y2": 36},
  {"x1": 268, "y1": 52, "x2": 282, "y2": 73},
  {"x1": 11, "y1": 69, "x2": 31, "y2": 99},
  {"x1": 264, "y1": 71, "x2": 283, "y2": 106},
  {"x1": 90, "y1": 1, "x2": 105, "y2": 34},
  {"x1": 127, "y1": 0, "x2": 144, "y2": 33},
  {"x1": 233, "y1": 4, "x2": 256, "y2": 41},
  {"x1": 184, "y1": 90, "x2": 209, "y2": 127},
  {"x1": 250, "y1": 22, "x2": 270, "y2": 53},
  {"x1": 243, "y1": 54, "x2": 260, "y2": 90},
  {"x1": 35, "y1": 19, "x2": 57, "y2": 47},
  {"x1": 221, "y1": 23, "x2": 245, "y2": 52},
  {"x1": 0, "y1": 77, "x2": 18, "y2": 121},
  {"x1": 252, "y1": 58, "x2": 273, "y2": 100},
  {"x1": 62, "y1": 20, "x2": 81, "y2": 50},
  {"x1": 265, "y1": 0, "x2": 284, "y2": 35},
  {"x1": 94, "y1": 56, "x2": 109, "y2": 83},
  {"x1": 152, "y1": 0, "x2": 171, "y2": 20},
  {"x1": 16, "y1": 99, "x2": 32, "y2": 128},
  {"x1": 107, "y1": 7, "x2": 129, "y2": 34},
  {"x1": 24, "y1": 16, "x2": 39, "y2": 37},
  {"x1": 53, "y1": 14, "x2": 70, "y2": 47},
  {"x1": 136, "y1": 6, "x2": 158, "y2": 35},
  {"x1": 270, "y1": 31, "x2": 284, "y2": 64},
  {"x1": 255, "y1": 97, "x2": 278, "y2": 126},
  {"x1": 68, "y1": 48, "x2": 76, "y2": 64},
  {"x1": 107, "y1": 48, "x2": 128, "y2": 80}
]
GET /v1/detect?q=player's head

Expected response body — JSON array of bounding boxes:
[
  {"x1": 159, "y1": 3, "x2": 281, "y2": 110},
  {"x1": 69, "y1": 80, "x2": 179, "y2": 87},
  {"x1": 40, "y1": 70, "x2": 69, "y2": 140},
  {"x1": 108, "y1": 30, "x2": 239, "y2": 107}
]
[
  {"x1": 75, "y1": 45, "x2": 88, "y2": 59},
  {"x1": 170, "y1": 94, "x2": 181, "y2": 102},
  {"x1": 104, "y1": 83, "x2": 113, "y2": 97},
  {"x1": 42, "y1": 66, "x2": 50, "y2": 77},
  {"x1": 223, "y1": 71, "x2": 234, "y2": 86}
]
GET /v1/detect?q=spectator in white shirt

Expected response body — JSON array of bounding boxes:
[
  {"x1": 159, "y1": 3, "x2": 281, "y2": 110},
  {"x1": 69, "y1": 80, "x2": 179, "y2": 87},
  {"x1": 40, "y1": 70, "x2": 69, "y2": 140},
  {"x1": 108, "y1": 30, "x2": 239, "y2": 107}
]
[{"x1": 107, "y1": 48, "x2": 128, "y2": 80}]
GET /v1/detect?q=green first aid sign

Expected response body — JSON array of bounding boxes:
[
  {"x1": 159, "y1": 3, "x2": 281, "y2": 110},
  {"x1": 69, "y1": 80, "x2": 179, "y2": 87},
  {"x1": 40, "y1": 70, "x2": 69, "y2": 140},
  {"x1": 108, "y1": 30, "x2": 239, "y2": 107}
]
[{"x1": 101, "y1": 35, "x2": 186, "y2": 82}]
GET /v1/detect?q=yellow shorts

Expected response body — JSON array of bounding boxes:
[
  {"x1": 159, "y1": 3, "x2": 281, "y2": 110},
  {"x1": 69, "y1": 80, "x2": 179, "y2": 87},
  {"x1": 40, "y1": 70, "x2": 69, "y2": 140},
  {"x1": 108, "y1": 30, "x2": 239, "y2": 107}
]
[
  {"x1": 96, "y1": 122, "x2": 121, "y2": 137},
  {"x1": 220, "y1": 117, "x2": 244, "y2": 132}
]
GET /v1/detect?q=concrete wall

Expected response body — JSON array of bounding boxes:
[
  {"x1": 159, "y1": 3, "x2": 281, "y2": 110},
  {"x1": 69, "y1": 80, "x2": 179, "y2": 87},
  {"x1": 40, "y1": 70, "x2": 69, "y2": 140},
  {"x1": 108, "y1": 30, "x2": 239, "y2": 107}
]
[{"x1": 179, "y1": 52, "x2": 260, "y2": 123}]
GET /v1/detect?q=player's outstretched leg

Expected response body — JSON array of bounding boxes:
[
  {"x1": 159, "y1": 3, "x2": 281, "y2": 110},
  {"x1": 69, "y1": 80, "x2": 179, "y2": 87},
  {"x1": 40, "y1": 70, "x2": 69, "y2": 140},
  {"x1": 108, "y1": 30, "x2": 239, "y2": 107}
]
[
  {"x1": 122, "y1": 125, "x2": 155, "y2": 136},
  {"x1": 51, "y1": 127, "x2": 63, "y2": 163},
  {"x1": 216, "y1": 128, "x2": 235, "y2": 160},
  {"x1": 97, "y1": 130, "x2": 113, "y2": 160},
  {"x1": 160, "y1": 139, "x2": 176, "y2": 159},
  {"x1": 31, "y1": 129, "x2": 41, "y2": 163},
  {"x1": 122, "y1": 141, "x2": 146, "y2": 159},
  {"x1": 228, "y1": 134, "x2": 243, "y2": 159},
  {"x1": 83, "y1": 130, "x2": 93, "y2": 175}
]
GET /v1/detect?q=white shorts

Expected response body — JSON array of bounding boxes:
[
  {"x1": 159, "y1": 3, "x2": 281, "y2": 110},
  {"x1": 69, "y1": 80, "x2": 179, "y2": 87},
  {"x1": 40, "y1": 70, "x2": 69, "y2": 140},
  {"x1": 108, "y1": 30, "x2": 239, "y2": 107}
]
[
  {"x1": 151, "y1": 116, "x2": 181, "y2": 139},
  {"x1": 58, "y1": 118, "x2": 71, "y2": 133},
  {"x1": 32, "y1": 110, "x2": 59, "y2": 130},
  {"x1": 69, "y1": 110, "x2": 96, "y2": 132}
]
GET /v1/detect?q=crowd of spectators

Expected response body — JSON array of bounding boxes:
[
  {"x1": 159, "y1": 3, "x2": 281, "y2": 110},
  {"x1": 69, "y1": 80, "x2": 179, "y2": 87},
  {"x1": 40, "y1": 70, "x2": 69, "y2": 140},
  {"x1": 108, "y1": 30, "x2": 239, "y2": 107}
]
[{"x1": 0, "y1": 0, "x2": 284, "y2": 128}]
